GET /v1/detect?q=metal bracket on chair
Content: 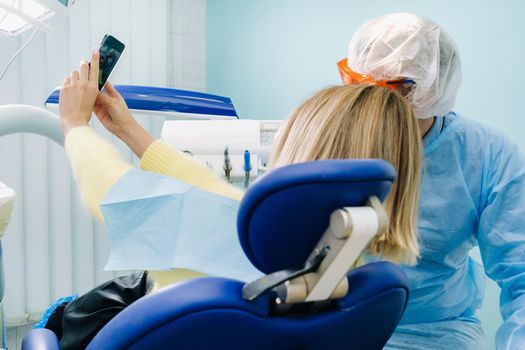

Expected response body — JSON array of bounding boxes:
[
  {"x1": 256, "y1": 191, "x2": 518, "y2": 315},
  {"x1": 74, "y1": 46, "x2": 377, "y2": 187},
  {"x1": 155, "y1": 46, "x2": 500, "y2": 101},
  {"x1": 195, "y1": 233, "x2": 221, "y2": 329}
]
[
  {"x1": 302, "y1": 196, "x2": 387, "y2": 302},
  {"x1": 242, "y1": 196, "x2": 387, "y2": 305},
  {"x1": 242, "y1": 247, "x2": 329, "y2": 301}
]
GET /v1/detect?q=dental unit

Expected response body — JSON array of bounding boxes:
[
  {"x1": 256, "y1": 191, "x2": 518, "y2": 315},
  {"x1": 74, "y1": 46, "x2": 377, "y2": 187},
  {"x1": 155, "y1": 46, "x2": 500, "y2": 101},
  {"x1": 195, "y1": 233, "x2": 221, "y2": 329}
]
[
  {"x1": 0, "y1": 82, "x2": 410, "y2": 349},
  {"x1": 46, "y1": 85, "x2": 284, "y2": 187},
  {"x1": 0, "y1": 5, "x2": 410, "y2": 340}
]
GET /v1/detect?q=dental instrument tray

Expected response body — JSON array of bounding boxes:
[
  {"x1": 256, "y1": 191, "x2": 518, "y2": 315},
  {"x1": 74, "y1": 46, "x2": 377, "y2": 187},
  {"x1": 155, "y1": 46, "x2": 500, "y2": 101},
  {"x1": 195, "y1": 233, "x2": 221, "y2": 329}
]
[{"x1": 45, "y1": 85, "x2": 238, "y2": 119}]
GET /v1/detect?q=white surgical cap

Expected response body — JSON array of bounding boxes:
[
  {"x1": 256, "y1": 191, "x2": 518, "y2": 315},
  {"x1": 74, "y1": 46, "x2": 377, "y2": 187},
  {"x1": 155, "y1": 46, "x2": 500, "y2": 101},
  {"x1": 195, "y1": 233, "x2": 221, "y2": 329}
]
[{"x1": 347, "y1": 13, "x2": 462, "y2": 119}]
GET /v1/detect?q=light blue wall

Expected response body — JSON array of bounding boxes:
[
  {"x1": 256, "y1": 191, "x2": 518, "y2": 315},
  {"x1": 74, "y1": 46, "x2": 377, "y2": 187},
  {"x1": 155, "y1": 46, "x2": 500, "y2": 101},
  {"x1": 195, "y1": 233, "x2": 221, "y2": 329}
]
[{"x1": 207, "y1": 1, "x2": 525, "y2": 348}]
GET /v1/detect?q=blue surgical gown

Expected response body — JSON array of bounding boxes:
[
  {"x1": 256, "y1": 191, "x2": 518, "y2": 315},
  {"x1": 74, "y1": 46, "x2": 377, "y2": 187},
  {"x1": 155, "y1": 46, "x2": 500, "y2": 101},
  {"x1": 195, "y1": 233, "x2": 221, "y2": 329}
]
[{"x1": 384, "y1": 112, "x2": 525, "y2": 350}]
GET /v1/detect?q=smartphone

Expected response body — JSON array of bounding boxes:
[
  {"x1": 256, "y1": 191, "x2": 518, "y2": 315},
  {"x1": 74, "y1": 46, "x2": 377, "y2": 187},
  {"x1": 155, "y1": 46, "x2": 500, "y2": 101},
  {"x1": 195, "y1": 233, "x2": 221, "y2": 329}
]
[{"x1": 96, "y1": 34, "x2": 125, "y2": 90}]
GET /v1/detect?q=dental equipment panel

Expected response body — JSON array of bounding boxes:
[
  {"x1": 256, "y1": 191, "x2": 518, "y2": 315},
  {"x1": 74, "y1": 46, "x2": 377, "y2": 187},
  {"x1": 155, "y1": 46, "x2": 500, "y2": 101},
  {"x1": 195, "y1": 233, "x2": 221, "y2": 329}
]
[
  {"x1": 51, "y1": 84, "x2": 280, "y2": 186},
  {"x1": 161, "y1": 119, "x2": 284, "y2": 184},
  {"x1": 45, "y1": 85, "x2": 239, "y2": 120},
  {"x1": 48, "y1": 84, "x2": 281, "y2": 186}
]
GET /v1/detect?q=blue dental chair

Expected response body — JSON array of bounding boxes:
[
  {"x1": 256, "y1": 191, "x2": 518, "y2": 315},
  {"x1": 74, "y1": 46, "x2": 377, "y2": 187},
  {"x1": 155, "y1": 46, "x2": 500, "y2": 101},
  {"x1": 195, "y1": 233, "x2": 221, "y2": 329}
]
[{"x1": 22, "y1": 158, "x2": 408, "y2": 350}]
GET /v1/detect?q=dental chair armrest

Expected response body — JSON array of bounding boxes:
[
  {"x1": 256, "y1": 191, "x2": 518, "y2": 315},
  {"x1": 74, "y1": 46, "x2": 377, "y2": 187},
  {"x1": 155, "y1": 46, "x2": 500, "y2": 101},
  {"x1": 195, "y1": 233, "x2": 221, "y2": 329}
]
[{"x1": 21, "y1": 328, "x2": 60, "y2": 350}]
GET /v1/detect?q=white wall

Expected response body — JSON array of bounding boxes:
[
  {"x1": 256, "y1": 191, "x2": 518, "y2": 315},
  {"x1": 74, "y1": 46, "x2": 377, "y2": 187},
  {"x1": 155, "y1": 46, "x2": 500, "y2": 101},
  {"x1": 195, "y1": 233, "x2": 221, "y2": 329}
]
[{"x1": 0, "y1": 0, "x2": 206, "y2": 326}]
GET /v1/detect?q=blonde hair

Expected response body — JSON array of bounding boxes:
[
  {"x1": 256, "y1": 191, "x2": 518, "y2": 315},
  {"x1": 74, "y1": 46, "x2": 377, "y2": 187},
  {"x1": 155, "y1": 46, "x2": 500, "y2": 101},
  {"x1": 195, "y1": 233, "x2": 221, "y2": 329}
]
[{"x1": 270, "y1": 85, "x2": 422, "y2": 264}]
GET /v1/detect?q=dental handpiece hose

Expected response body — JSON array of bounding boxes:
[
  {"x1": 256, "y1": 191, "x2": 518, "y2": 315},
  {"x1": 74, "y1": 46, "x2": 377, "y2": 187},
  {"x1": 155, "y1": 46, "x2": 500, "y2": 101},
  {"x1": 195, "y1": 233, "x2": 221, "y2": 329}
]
[{"x1": 244, "y1": 150, "x2": 252, "y2": 189}]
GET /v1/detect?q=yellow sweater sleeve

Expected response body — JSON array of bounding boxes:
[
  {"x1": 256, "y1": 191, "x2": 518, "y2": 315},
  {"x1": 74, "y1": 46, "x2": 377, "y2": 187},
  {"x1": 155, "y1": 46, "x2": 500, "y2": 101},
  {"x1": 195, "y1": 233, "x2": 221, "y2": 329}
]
[
  {"x1": 140, "y1": 140, "x2": 244, "y2": 201},
  {"x1": 65, "y1": 126, "x2": 132, "y2": 222}
]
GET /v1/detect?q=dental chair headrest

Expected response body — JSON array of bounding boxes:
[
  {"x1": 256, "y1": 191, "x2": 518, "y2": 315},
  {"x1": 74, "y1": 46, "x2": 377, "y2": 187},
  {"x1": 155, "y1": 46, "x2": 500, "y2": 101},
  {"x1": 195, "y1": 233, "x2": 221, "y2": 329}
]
[{"x1": 237, "y1": 159, "x2": 396, "y2": 274}]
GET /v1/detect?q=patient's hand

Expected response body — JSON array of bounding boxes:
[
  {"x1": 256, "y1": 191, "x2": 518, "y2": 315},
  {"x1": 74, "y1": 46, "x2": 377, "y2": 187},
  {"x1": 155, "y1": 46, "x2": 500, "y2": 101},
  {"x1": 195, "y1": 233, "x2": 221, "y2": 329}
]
[
  {"x1": 94, "y1": 81, "x2": 136, "y2": 138},
  {"x1": 59, "y1": 49, "x2": 100, "y2": 135},
  {"x1": 95, "y1": 82, "x2": 155, "y2": 158}
]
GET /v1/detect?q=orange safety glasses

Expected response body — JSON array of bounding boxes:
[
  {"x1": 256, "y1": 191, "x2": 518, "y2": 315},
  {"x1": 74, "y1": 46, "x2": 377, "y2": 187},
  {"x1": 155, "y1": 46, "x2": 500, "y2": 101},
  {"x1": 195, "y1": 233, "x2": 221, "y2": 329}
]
[{"x1": 337, "y1": 58, "x2": 415, "y2": 91}]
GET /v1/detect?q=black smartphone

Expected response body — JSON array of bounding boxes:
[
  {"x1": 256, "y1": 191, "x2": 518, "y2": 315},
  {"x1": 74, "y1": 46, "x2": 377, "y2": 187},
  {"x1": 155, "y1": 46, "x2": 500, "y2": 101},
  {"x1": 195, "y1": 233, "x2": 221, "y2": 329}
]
[{"x1": 96, "y1": 34, "x2": 125, "y2": 90}]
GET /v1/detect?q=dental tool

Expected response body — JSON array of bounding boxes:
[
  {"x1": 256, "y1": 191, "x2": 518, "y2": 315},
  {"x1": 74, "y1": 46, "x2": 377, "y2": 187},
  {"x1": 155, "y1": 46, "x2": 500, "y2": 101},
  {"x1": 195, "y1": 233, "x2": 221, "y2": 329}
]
[
  {"x1": 243, "y1": 150, "x2": 252, "y2": 189},
  {"x1": 223, "y1": 146, "x2": 232, "y2": 182}
]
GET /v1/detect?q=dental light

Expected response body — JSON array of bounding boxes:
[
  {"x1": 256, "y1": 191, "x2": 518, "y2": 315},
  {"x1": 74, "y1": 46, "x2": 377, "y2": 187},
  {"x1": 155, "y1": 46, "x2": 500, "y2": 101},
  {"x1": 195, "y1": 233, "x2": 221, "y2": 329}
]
[
  {"x1": 0, "y1": 0, "x2": 75, "y2": 80},
  {"x1": 0, "y1": 0, "x2": 74, "y2": 37}
]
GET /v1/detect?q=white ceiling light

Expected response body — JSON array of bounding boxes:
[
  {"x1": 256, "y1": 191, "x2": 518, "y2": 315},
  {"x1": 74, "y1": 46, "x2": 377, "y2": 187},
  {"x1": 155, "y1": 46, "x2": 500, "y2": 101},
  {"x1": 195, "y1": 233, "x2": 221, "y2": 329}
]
[
  {"x1": 0, "y1": 0, "x2": 74, "y2": 80},
  {"x1": 0, "y1": 0, "x2": 74, "y2": 37}
]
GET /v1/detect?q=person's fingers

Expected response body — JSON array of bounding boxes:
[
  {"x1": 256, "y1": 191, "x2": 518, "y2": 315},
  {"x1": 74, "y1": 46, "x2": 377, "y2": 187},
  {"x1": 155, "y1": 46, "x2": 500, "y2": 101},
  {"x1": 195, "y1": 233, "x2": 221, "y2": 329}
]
[
  {"x1": 103, "y1": 81, "x2": 120, "y2": 98},
  {"x1": 63, "y1": 77, "x2": 71, "y2": 86},
  {"x1": 95, "y1": 91, "x2": 113, "y2": 106},
  {"x1": 90, "y1": 49, "x2": 99, "y2": 86},
  {"x1": 93, "y1": 103, "x2": 102, "y2": 116},
  {"x1": 71, "y1": 70, "x2": 80, "y2": 81},
  {"x1": 96, "y1": 91, "x2": 111, "y2": 102},
  {"x1": 94, "y1": 109, "x2": 110, "y2": 125},
  {"x1": 80, "y1": 61, "x2": 89, "y2": 82}
]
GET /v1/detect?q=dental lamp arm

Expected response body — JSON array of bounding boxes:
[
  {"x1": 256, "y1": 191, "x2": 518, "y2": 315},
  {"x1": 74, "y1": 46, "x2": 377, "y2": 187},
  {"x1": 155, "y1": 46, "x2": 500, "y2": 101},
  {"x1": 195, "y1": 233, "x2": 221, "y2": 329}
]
[{"x1": 0, "y1": 105, "x2": 64, "y2": 145}]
